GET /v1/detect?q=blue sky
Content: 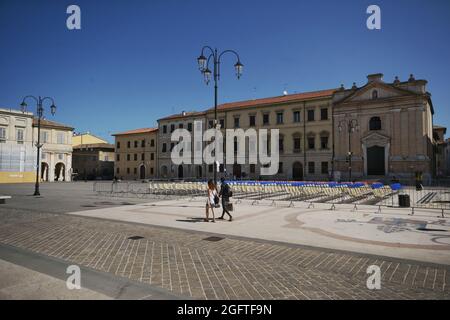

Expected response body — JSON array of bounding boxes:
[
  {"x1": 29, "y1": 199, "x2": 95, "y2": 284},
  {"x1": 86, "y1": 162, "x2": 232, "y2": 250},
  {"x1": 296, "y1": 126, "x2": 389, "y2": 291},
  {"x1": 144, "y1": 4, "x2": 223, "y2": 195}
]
[{"x1": 1, "y1": 0, "x2": 449, "y2": 143}]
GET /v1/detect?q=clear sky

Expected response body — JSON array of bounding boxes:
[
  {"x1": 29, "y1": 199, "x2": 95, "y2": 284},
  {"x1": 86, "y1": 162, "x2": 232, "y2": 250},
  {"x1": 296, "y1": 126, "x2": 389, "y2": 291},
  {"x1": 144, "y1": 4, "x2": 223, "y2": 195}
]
[{"x1": 1, "y1": 0, "x2": 449, "y2": 143}]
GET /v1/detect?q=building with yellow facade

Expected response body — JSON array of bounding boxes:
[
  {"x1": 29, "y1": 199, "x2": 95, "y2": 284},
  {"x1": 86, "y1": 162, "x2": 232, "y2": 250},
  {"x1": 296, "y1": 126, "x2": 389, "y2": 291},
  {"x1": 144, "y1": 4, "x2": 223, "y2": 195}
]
[{"x1": 113, "y1": 128, "x2": 158, "y2": 180}]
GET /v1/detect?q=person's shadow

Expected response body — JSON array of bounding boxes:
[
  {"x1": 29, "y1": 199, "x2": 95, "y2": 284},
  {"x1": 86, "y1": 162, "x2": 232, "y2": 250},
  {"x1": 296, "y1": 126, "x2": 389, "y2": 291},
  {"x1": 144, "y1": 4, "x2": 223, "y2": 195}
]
[{"x1": 176, "y1": 217, "x2": 207, "y2": 223}]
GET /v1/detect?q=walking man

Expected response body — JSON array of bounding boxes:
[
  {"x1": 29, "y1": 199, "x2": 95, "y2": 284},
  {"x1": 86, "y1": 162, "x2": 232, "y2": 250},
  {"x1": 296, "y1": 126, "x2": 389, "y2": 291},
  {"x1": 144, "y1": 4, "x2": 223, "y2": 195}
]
[{"x1": 218, "y1": 177, "x2": 233, "y2": 221}]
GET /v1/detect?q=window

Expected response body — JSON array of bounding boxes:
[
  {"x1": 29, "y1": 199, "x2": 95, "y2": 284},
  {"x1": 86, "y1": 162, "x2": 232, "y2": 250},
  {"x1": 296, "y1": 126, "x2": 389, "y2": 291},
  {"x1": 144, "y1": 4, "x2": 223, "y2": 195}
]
[
  {"x1": 234, "y1": 117, "x2": 240, "y2": 128},
  {"x1": 208, "y1": 120, "x2": 214, "y2": 129},
  {"x1": 127, "y1": 154, "x2": 131, "y2": 161},
  {"x1": 116, "y1": 154, "x2": 120, "y2": 161},
  {"x1": 279, "y1": 137, "x2": 284, "y2": 153},
  {"x1": 219, "y1": 164, "x2": 224, "y2": 172},
  {"x1": 308, "y1": 137, "x2": 315, "y2": 150},
  {"x1": 293, "y1": 111, "x2": 300, "y2": 123},
  {"x1": 127, "y1": 168, "x2": 130, "y2": 174},
  {"x1": 320, "y1": 108, "x2": 328, "y2": 120},
  {"x1": 249, "y1": 115, "x2": 256, "y2": 127},
  {"x1": 162, "y1": 125, "x2": 167, "y2": 134},
  {"x1": 134, "y1": 141, "x2": 138, "y2": 148},
  {"x1": 308, "y1": 162, "x2": 315, "y2": 174},
  {"x1": 170, "y1": 143, "x2": 174, "y2": 151},
  {"x1": 276, "y1": 112, "x2": 284, "y2": 124},
  {"x1": 127, "y1": 141, "x2": 131, "y2": 148},
  {"x1": 234, "y1": 140, "x2": 238, "y2": 153},
  {"x1": 162, "y1": 143, "x2": 167, "y2": 152},
  {"x1": 219, "y1": 119, "x2": 225, "y2": 128},
  {"x1": 369, "y1": 117, "x2": 381, "y2": 130},
  {"x1": 116, "y1": 141, "x2": 120, "y2": 149},
  {"x1": 170, "y1": 124, "x2": 175, "y2": 133},
  {"x1": 372, "y1": 90, "x2": 378, "y2": 99},
  {"x1": 134, "y1": 168, "x2": 137, "y2": 174},
  {"x1": 57, "y1": 132, "x2": 65, "y2": 144},
  {"x1": 293, "y1": 135, "x2": 301, "y2": 152},
  {"x1": 151, "y1": 153, "x2": 154, "y2": 160},
  {"x1": 0, "y1": 127, "x2": 6, "y2": 141},
  {"x1": 250, "y1": 164, "x2": 256, "y2": 174},
  {"x1": 307, "y1": 110, "x2": 315, "y2": 122},
  {"x1": 134, "y1": 154, "x2": 138, "y2": 161},
  {"x1": 278, "y1": 162, "x2": 283, "y2": 174},
  {"x1": 141, "y1": 153, "x2": 145, "y2": 161},
  {"x1": 208, "y1": 164, "x2": 213, "y2": 173},
  {"x1": 179, "y1": 123, "x2": 183, "y2": 129},
  {"x1": 16, "y1": 128, "x2": 24, "y2": 143},
  {"x1": 320, "y1": 136, "x2": 329, "y2": 149},
  {"x1": 321, "y1": 162, "x2": 329, "y2": 174},
  {"x1": 58, "y1": 154, "x2": 64, "y2": 160},
  {"x1": 141, "y1": 140, "x2": 145, "y2": 147},
  {"x1": 116, "y1": 168, "x2": 120, "y2": 174},
  {"x1": 150, "y1": 139, "x2": 155, "y2": 147},
  {"x1": 41, "y1": 131, "x2": 49, "y2": 143},
  {"x1": 150, "y1": 168, "x2": 154, "y2": 175},
  {"x1": 263, "y1": 113, "x2": 269, "y2": 125},
  {"x1": 105, "y1": 155, "x2": 109, "y2": 161},
  {"x1": 187, "y1": 123, "x2": 192, "y2": 132}
]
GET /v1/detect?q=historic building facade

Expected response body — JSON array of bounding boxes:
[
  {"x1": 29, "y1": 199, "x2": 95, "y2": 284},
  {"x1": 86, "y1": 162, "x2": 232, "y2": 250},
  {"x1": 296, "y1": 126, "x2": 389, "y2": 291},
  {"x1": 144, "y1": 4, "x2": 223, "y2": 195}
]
[
  {"x1": 34, "y1": 119, "x2": 74, "y2": 182},
  {"x1": 117, "y1": 73, "x2": 443, "y2": 183},
  {"x1": 0, "y1": 108, "x2": 36, "y2": 183},
  {"x1": 113, "y1": 128, "x2": 158, "y2": 180},
  {"x1": 332, "y1": 73, "x2": 436, "y2": 182},
  {"x1": 157, "y1": 111, "x2": 207, "y2": 179},
  {"x1": 72, "y1": 133, "x2": 115, "y2": 180}
]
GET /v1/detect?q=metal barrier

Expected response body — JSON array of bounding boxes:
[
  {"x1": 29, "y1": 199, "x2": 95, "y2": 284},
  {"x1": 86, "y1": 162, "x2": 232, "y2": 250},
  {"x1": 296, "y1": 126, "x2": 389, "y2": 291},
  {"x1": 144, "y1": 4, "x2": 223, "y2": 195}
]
[{"x1": 93, "y1": 180, "x2": 449, "y2": 216}]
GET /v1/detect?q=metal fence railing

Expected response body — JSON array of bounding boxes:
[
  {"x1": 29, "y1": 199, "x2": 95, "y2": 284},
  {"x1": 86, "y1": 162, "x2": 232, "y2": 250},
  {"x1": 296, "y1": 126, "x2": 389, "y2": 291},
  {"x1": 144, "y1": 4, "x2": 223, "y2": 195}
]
[{"x1": 93, "y1": 180, "x2": 449, "y2": 216}]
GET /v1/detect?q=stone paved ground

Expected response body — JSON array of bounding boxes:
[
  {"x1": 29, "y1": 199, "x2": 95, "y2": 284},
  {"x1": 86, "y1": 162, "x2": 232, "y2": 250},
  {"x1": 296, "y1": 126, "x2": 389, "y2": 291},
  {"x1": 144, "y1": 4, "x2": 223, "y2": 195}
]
[{"x1": 0, "y1": 207, "x2": 449, "y2": 300}]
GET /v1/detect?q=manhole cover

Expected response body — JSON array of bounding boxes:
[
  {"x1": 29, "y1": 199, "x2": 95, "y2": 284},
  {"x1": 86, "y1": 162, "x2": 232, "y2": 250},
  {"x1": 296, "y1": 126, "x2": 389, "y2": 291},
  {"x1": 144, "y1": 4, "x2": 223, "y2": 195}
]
[
  {"x1": 417, "y1": 228, "x2": 447, "y2": 232},
  {"x1": 203, "y1": 236, "x2": 224, "y2": 242},
  {"x1": 128, "y1": 236, "x2": 144, "y2": 240}
]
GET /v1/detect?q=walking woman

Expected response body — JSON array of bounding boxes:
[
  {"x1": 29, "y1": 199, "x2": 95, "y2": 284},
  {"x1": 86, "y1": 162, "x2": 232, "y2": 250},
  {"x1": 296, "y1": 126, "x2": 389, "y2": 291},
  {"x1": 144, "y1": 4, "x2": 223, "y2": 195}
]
[{"x1": 205, "y1": 179, "x2": 218, "y2": 222}]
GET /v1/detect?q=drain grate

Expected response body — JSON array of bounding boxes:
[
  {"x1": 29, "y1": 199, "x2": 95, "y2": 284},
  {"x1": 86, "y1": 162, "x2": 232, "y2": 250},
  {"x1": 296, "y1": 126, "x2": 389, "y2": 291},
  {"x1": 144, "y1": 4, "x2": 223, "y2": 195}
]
[
  {"x1": 128, "y1": 236, "x2": 144, "y2": 240},
  {"x1": 203, "y1": 236, "x2": 224, "y2": 242}
]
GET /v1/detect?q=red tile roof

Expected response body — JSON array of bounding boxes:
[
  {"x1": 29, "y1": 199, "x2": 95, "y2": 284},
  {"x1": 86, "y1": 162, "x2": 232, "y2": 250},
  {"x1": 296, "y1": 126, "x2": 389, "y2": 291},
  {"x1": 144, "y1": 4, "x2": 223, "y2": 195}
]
[
  {"x1": 211, "y1": 89, "x2": 337, "y2": 112},
  {"x1": 33, "y1": 118, "x2": 74, "y2": 130},
  {"x1": 112, "y1": 127, "x2": 158, "y2": 136},
  {"x1": 158, "y1": 111, "x2": 206, "y2": 121}
]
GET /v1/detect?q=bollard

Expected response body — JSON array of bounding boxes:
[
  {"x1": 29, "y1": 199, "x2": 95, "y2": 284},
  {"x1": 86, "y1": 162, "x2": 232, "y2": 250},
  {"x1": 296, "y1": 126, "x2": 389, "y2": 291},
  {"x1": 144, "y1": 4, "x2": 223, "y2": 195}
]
[
  {"x1": 409, "y1": 207, "x2": 414, "y2": 216},
  {"x1": 330, "y1": 204, "x2": 336, "y2": 211}
]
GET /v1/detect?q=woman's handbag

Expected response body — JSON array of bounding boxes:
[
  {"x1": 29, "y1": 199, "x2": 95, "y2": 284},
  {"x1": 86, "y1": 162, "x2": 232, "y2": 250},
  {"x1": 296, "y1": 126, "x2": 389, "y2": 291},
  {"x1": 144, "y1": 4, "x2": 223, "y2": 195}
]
[
  {"x1": 214, "y1": 194, "x2": 220, "y2": 206},
  {"x1": 226, "y1": 202, "x2": 234, "y2": 212}
]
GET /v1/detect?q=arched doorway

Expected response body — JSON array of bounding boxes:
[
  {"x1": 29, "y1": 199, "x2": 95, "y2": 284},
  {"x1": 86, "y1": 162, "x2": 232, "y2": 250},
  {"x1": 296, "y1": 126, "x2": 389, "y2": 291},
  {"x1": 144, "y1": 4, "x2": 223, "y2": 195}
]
[
  {"x1": 178, "y1": 165, "x2": 184, "y2": 179},
  {"x1": 367, "y1": 146, "x2": 385, "y2": 175},
  {"x1": 233, "y1": 164, "x2": 241, "y2": 179},
  {"x1": 196, "y1": 165, "x2": 202, "y2": 179},
  {"x1": 41, "y1": 162, "x2": 49, "y2": 181},
  {"x1": 54, "y1": 163, "x2": 66, "y2": 181},
  {"x1": 161, "y1": 166, "x2": 168, "y2": 178},
  {"x1": 139, "y1": 165, "x2": 146, "y2": 179},
  {"x1": 292, "y1": 162, "x2": 303, "y2": 181}
]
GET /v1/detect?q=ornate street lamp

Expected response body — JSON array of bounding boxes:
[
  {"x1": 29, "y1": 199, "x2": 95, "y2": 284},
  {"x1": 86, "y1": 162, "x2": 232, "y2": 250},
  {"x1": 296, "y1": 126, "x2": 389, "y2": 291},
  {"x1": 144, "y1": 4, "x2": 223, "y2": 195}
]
[
  {"x1": 197, "y1": 46, "x2": 243, "y2": 184},
  {"x1": 20, "y1": 95, "x2": 57, "y2": 196},
  {"x1": 338, "y1": 119, "x2": 359, "y2": 182}
]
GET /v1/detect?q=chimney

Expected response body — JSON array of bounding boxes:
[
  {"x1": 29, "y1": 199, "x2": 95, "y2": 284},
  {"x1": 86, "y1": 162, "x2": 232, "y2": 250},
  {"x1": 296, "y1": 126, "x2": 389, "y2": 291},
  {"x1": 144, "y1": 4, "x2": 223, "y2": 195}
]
[{"x1": 367, "y1": 73, "x2": 384, "y2": 83}]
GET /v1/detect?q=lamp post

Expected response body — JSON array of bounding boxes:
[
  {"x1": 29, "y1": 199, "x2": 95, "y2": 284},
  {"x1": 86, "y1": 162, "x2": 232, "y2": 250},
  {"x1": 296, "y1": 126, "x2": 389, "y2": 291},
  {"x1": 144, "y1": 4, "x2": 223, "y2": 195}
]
[
  {"x1": 338, "y1": 119, "x2": 359, "y2": 182},
  {"x1": 197, "y1": 46, "x2": 243, "y2": 184},
  {"x1": 20, "y1": 96, "x2": 57, "y2": 196}
]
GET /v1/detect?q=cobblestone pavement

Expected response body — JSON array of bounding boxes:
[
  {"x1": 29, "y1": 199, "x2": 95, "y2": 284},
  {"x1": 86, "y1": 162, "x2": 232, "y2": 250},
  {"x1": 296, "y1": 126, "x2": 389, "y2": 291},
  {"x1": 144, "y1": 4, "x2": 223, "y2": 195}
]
[{"x1": 0, "y1": 207, "x2": 449, "y2": 300}]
